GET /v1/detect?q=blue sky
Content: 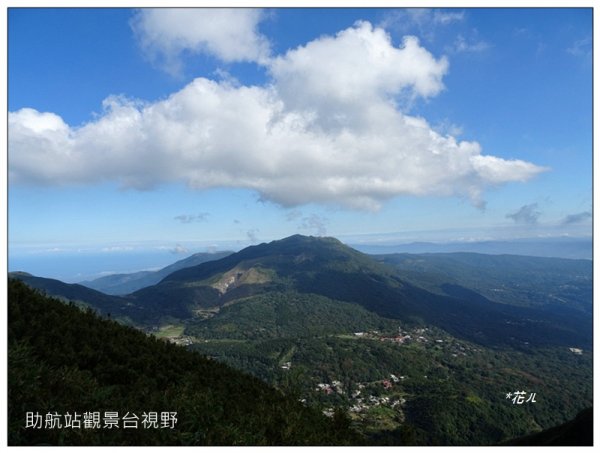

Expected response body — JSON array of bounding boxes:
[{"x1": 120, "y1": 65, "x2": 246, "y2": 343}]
[{"x1": 7, "y1": 8, "x2": 593, "y2": 280}]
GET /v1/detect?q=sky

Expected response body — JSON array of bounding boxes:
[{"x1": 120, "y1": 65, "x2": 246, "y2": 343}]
[{"x1": 7, "y1": 7, "x2": 593, "y2": 281}]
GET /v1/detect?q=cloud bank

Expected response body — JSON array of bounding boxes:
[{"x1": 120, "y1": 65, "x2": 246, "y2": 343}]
[{"x1": 9, "y1": 18, "x2": 547, "y2": 211}]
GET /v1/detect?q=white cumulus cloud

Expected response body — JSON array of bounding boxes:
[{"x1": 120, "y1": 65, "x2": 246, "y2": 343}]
[
  {"x1": 8, "y1": 21, "x2": 548, "y2": 211},
  {"x1": 270, "y1": 22, "x2": 448, "y2": 128},
  {"x1": 130, "y1": 8, "x2": 271, "y2": 74}
]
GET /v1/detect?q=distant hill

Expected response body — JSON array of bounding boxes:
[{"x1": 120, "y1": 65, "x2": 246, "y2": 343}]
[
  {"x1": 373, "y1": 252, "x2": 592, "y2": 313},
  {"x1": 8, "y1": 278, "x2": 361, "y2": 446},
  {"x1": 80, "y1": 251, "x2": 233, "y2": 295},
  {"x1": 353, "y1": 236, "x2": 592, "y2": 260},
  {"x1": 8, "y1": 272, "x2": 129, "y2": 318}
]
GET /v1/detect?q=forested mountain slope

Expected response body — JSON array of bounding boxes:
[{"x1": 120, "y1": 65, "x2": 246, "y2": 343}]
[{"x1": 8, "y1": 279, "x2": 361, "y2": 446}]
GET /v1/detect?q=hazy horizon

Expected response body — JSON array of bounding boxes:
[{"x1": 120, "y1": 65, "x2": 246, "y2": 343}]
[{"x1": 9, "y1": 232, "x2": 592, "y2": 283}]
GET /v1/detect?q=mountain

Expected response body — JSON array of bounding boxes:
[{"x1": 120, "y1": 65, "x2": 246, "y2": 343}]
[
  {"x1": 8, "y1": 272, "x2": 129, "y2": 318},
  {"x1": 8, "y1": 278, "x2": 361, "y2": 446},
  {"x1": 187, "y1": 297, "x2": 592, "y2": 445},
  {"x1": 80, "y1": 251, "x2": 233, "y2": 295},
  {"x1": 131, "y1": 235, "x2": 591, "y2": 349},
  {"x1": 13, "y1": 235, "x2": 592, "y2": 348},
  {"x1": 373, "y1": 252, "x2": 592, "y2": 313}
]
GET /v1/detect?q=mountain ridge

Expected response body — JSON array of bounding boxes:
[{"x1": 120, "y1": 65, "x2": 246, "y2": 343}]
[
  {"x1": 352, "y1": 236, "x2": 592, "y2": 259},
  {"x1": 11, "y1": 234, "x2": 592, "y2": 349},
  {"x1": 80, "y1": 250, "x2": 233, "y2": 295},
  {"x1": 8, "y1": 278, "x2": 361, "y2": 446},
  {"x1": 134, "y1": 235, "x2": 592, "y2": 349}
]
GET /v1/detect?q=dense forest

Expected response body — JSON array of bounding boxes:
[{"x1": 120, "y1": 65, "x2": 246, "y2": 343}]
[
  {"x1": 503, "y1": 407, "x2": 592, "y2": 446},
  {"x1": 8, "y1": 279, "x2": 361, "y2": 446},
  {"x1": 186, "y1": 292, "x2": 592, "y2": 445}
]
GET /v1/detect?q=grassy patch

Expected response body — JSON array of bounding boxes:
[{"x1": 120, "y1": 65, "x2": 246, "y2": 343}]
[
  {"x1": 466, "y1": 394, "x2": 484, "y2": 405},
  {"x1": 363, "y1": 405, "x2": 401, "y2": 432},
  {"x1": 155, "y1": 324, "x2": 185, "y2": 338}
]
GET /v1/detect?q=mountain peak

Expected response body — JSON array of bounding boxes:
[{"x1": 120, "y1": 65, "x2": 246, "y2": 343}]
[
  {"x1": 161, "y1": 234, "x2": 372, "y2": 286},
  {"x1": 248, "y1": 234, "x2": 358, "y2": 261},
  {"x1": 9, "y1": 271, "x2": 34, "y2": 278},
  {"x1": 267, "y1": 234, "x2": 344, "y2": 247}
]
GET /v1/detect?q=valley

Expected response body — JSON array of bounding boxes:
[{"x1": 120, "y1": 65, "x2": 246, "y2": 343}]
[
  {"x1": 185, "y1": 305, "x2": 591, "y2": 444},
  {"x1": 9, "y1": 234, "x2": 593, "y2": 445}
]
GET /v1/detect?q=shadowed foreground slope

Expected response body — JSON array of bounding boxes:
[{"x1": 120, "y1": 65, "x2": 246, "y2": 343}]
[
  {"x1": 8, "y1": 279, "x2": 361, "y2": 446},
  {"x1": 503, "y1": 407, "x2": 593, "y2": 446}
]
